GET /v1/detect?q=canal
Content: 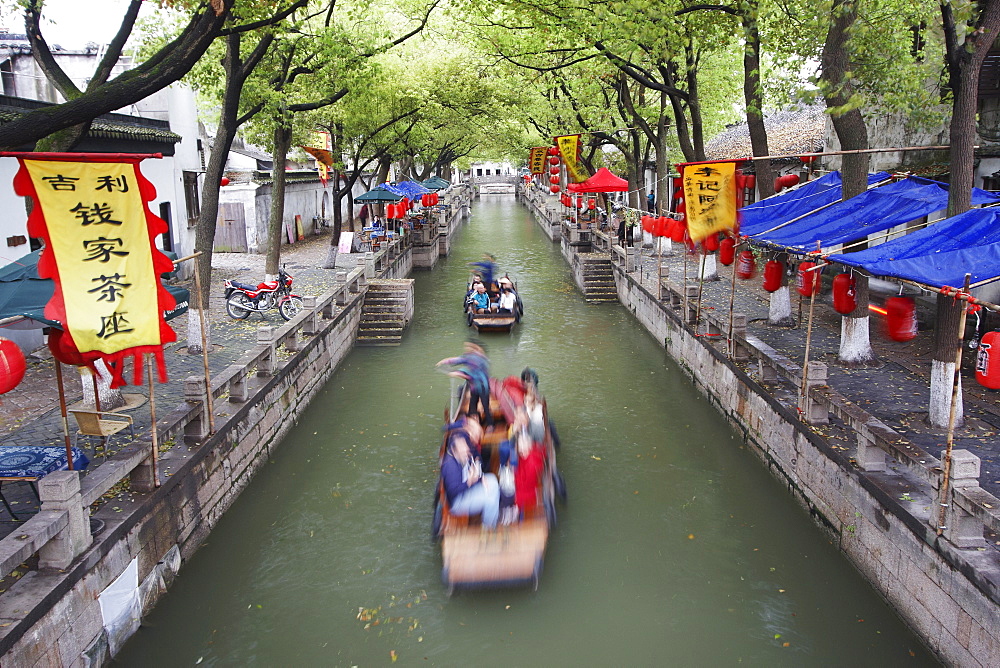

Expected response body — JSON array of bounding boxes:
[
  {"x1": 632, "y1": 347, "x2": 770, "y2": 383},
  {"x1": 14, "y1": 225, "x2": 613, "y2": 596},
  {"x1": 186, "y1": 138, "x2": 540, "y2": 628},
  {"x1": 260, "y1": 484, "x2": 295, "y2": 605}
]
[{"x1": 118, "y1": 197, "x2": 935, "y2": 665}]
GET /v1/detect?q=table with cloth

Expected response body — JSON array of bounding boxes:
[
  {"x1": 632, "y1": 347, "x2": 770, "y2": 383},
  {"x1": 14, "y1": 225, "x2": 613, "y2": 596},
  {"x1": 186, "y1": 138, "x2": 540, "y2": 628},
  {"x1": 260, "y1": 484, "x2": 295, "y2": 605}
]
[{"x1": 0, "y1": 446, "x2": 89, "y2": 519}]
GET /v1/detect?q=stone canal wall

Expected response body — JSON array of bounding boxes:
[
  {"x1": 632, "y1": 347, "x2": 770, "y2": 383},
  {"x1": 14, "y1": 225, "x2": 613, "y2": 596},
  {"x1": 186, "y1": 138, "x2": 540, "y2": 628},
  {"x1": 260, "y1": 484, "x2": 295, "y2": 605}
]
[
  {"x1": 0, "y1": 186, "x2": 461, "y2": 666},
  {"x1": 520, "y1": 188, "x2": 1000, "y2": 665}
]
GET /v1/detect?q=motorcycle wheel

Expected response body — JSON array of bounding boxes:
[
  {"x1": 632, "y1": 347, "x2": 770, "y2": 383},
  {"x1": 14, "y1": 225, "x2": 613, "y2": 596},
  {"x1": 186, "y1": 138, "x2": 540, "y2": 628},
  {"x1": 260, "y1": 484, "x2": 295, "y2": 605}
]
[
  {"x1": 279, "y1": 296, "x2": 304, "y2": 321},
  {"x1": 226, "y1": 293, "x2": 253, "y2": 320}
]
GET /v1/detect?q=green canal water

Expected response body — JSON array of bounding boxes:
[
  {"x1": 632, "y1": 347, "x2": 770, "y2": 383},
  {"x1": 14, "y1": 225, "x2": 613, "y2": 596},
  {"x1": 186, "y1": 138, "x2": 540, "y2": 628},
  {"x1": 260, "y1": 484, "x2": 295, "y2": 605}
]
[{"x1": 118, "y1": 197, "x2": 935, "y2": 666}]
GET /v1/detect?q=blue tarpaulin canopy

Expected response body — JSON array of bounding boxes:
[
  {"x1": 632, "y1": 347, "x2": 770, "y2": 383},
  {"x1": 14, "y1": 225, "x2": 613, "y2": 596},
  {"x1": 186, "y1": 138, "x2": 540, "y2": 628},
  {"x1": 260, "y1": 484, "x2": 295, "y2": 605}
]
[
  {"x1": 750, "y1": 176, "x2": 1000, "y2": 252},
  {"x1": 740, "y1": 171, "x2": 891, "y2": 236},
  {"x1": 827, "y1": 207, "x2": 1000, "y2": 289},
  {"x1": 392, "y1": 180, "x2": 431, "y2": 199}
]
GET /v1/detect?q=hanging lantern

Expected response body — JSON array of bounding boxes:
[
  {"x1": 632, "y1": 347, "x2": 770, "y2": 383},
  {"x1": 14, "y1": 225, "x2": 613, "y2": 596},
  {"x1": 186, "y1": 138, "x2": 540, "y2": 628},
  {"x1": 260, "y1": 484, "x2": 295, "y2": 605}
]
[
  {"x1": 420, "y1": 194, "x2": 429, "y2": 207},
  {"x1": 832, "y1": 273, "x2": 857, "y2": 314},
  {"x1": 641, "y1": 215, "x2": 652, "y2": 234},
  {"x1": 0, "y1": 337, "x2": 26, "y2": 395},
  {"x1": 588, "y1": 199, "x2": 596, "y2": 210},
  {"x1": 220, "y1": 176, "x2": 230, "y2": 187},
  {"x1": 799, "y1": 155, "x2": 817, "y2": 164},
  {"x1": 549, "y1": 175, "x2": 560, "y2": 185},
  {"x1": 976, "y1": 331, "x2": 1000, "y2": 389},
  {"x1": 719, "y1": 237, "x2": 736, "y2": 266},
  {"x1": 676, "y1": 199, "x2": 686, "y2": 214},
  {"x1": 432, "y1": 193, "x2": 439, "y2": 205},
  {"x1": 550, "y1": 184, "x2": 560, "y2": 193},
  {"x1": 703, "y1": 233, "x2": 720, "y2": 252},
  {"x1": 736, "y1": 250, "x2": 756, "y2": 279},
  {"x1": 670, "y1": 218, "x2": 686, "y2": 243},
  {"x1": 547, "y1": 146, "x2": 559, "y2": 156},
  {"x1": 762, "y1": 260, "x2": 784, "y2": 293},
  {"x1": 797, "y1": 261, "x2": 821, "y2": 297},
  {"x1": 548, "y1": 156, "x2": 560, "y2": 166},
  {"x1": 576, "y1": 197, "x2": 584, "y2": 209},
  {"x1": 885, "y1": 296, "x2": 917, "y2": 342},
  {"x1": 549, "y1": 166, "x2": 560, "y2": 176}
]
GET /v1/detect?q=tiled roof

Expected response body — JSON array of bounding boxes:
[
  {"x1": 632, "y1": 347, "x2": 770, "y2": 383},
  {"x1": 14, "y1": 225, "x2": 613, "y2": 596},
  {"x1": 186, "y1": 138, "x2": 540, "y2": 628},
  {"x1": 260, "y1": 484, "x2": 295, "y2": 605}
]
[
  {"x1": 0, "y1": 96, "x2": 181, "y2": 145},
  {"x1": 705, "y1": 106, "x2": 827, "y2": 161}
]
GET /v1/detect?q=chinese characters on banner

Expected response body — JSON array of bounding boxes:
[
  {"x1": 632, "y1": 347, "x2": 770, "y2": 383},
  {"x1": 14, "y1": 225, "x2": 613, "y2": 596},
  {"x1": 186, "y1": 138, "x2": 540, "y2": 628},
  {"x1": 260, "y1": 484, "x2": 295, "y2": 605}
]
[
  {"x1": 682, "y1": 162, "x2": 738, "y2": 243},
  {"x1": 14, "y1": 156, "x2": 177, "y2": 386},
  {"x1": 528, "y1": 147, "x2": 548, "y2": 175},
  {"x1": 554, "y1": 135, "x2": 588, "y2": 183}
]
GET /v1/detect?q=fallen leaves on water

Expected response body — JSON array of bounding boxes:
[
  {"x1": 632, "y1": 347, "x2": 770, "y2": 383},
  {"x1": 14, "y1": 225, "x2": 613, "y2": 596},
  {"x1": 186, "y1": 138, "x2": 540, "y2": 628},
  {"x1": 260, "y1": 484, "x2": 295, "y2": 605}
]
[
  {"x1": 687, "y1": 534, "x2": 695, "y2": 540},
  {"x1": 591, "y1": 455, "x2": 601, "y2": 461},
  {"x1": 390, "y1": 650, "x2": 398, "y2": 662}
]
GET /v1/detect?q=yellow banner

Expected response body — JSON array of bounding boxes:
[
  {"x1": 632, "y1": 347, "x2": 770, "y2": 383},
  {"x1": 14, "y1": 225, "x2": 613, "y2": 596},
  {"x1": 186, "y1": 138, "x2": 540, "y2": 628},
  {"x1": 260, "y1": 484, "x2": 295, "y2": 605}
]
[
  {"x1": 24, "y1": 160, "x2": 162, "y2": 355},
  {"x1": 528, "y1": 147, "x2": 547, "y2": 174},
  {"x1": 682, "y1": 162, "x2": 738, "y2": 243},
  {"x1": 555, "y1": 135, "x2": 588, "y2": 183}
]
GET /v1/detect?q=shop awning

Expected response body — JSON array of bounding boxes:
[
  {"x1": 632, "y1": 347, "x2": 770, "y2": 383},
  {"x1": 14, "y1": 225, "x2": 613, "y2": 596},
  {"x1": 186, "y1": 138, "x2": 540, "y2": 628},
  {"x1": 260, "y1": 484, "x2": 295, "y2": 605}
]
[{"x1": 567, "y1": 167, "x2": 629, "y2": 193}]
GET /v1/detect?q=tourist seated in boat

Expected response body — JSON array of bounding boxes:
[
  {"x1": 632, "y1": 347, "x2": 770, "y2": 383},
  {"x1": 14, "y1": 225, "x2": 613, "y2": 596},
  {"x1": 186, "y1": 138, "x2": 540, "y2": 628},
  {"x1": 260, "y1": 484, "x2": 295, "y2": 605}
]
[
  {"x1": 441, "y1": 430, "x2": 500, "y2": 529},
  {"x1": 492, "y1": 277, "x2": 518, "y2": 314},
  {"x1": 514, "y1": 428, "x2": 544, "y2": 518},
  {"x1": 445, "y1": 413, "x2": 484, "y2": 457},
  {"x1": 466, "y1": 282, "x2": 491, "y2": 314}
]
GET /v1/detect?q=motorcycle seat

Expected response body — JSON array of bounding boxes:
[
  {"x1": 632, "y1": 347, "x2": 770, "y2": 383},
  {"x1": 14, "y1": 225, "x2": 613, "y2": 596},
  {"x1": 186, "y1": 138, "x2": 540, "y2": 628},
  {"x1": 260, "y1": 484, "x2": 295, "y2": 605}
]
[{"x1": 231, "y1": 280, "x2": 258, "y2": 292}]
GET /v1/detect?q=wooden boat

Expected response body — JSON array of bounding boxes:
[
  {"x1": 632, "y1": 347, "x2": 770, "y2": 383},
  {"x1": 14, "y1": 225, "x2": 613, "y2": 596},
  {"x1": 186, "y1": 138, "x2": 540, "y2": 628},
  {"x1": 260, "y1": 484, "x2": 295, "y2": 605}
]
[
  {"x1": 432, "y1": 379, "x2": 562, "y2": 594},
  {"x1": 463, "y1": 277, "x2": 523, "y2": 333}
]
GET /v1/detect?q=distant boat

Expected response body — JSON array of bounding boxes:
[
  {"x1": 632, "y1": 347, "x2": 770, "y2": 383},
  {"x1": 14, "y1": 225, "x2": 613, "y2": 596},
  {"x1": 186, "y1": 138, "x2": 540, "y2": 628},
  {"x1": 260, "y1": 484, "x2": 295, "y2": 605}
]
[
  {"x1": 463, "y1": 278, "x2": 523, "y2": 333},
  {"x1": 432, "y1": 378, "x2": 563, "y2": 594}
]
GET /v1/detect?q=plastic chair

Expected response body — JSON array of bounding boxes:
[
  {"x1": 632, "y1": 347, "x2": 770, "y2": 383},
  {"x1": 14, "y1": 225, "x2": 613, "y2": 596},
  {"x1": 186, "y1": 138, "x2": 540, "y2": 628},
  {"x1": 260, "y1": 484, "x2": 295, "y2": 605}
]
[{"x1": 70, "y1": 410, "x2": 134, "y2": 459}]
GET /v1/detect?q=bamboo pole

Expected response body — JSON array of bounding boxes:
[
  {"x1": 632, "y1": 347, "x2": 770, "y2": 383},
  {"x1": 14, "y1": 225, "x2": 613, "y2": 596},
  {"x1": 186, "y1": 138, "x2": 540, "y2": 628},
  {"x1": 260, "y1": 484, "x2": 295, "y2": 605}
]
[
  {"x1": 727, "y1": 241, "x2": 739, "y2": 356},
  {"x1": 147, "y1": 356, "x2": 160, "y2": 488},
  {"x1": 936, "y1": 274, "x2": 972, "y2": 536},
  {"x1": 799, "y1": 242, "x2": 823, "y2": 410},
  {"x1": 54, "y1": 360, "x2": 74, "y2": 471}
]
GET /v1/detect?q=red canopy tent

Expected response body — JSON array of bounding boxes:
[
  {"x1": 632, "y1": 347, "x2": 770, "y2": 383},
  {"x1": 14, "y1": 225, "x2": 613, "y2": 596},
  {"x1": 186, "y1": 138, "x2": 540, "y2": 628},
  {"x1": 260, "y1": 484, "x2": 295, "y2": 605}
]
[{"x1": 567, "y1": 167, "x2": 629, "y2": 192}]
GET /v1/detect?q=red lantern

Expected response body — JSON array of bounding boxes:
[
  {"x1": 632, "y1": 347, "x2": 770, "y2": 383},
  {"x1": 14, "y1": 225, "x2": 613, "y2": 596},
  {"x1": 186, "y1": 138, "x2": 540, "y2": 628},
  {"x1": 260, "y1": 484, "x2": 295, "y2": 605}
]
[
  {"x1": 0, "y1": 337, "x2": 26, "y2": 394},
  {"x1": 719, "y1": 237, "x2": 736, "y2": 265},
  {"x1": 220, "y1": 176, "x2": 230, "y2": 187},
  {"x1": 831, "y1": 273, "x2": 857, "y2": 314},
  {"x1": 576, "y1": 197, "x2": 584, "y2": 209},
  {"x1": 799, "y1": 155, "x2": 817, "y2": 164},
  {"x1": 588, "y1": 199, "x2": 596, "y2": 210},
  {"x1": 432, "y1": 193, "x2": 439, "y2": 205},
  {"x1": 549, "y1": 175, "x2": 560, "y2": 185},
  {"x1": 797, "y1": 261, "x2": 821, "y2": 297},
  {"x1": 703, "y1": 233, "x2": 720, "y2": 252},
  {"x1": 549, "y1": 166, "x2": 560, "y2": 175},
  {"x1": 736, "y1": 250, "x2": 756, "y2": 279},
  {"x1": 762, "y1": 260, "x2": 784, "y2": 292},
  {"x1": 885, "y1": 296, "x2": 917, "y2": 342},
  {"x1": 676, "y1": 199, "x2": 686, "y2": 214},
  {"x1": 670, "y1": 218, "x2": 686, "y2": 243},
  {"x1": 550, "y1": 185, "x2": 560, "y2": 193},
  {"x1": 547, "y1": 146, "x2": 559, "y2": 156},
  {"x1": 641, "y1": 215, "x2": 652, "y2": 234},
  {"x1": 548, "y1": 156, "x2": 560, "y2": 166},
  {"x1": 976, "y1": 331, "x2": 1000, "y2": 389}
]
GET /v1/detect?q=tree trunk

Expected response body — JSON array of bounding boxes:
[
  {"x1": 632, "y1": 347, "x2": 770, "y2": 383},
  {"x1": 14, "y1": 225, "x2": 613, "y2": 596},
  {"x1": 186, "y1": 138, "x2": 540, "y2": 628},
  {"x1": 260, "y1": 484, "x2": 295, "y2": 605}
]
[
  {"x1": 768, "y1": 254, "x2": 793, "y2": 326},
  {"x1": 742, "y1": 2, "x2": 775, "y2": 199},
  {"x1": 80, "y1": 359, "x2": 125, "y2": 411},
  {"x1": 838, "y1": 274, "x2": 877, "y2": 366},
  {"x1": 265, "y1": 120, "x2": 293, "y2": 278},
  {"x1": 930, "y1": 293, "x2": 964, "y2": 427}
]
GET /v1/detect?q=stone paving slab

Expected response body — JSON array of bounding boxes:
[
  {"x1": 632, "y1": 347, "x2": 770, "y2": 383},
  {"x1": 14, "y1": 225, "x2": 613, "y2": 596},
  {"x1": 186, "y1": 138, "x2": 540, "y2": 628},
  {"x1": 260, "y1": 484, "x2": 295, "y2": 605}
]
[
  {"x1": 631, "y1": 243, "x2": 1000, "y2": 501},
  {"x1": 0, "y1": 232, "x2": 349, "y2": 532}
]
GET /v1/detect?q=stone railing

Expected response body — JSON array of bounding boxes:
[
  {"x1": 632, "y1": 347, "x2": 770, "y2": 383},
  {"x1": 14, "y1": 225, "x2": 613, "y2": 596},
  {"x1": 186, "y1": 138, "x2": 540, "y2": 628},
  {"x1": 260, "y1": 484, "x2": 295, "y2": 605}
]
[{"x1": 607, "y1": 248, "x2": 1000, "y2": 551}]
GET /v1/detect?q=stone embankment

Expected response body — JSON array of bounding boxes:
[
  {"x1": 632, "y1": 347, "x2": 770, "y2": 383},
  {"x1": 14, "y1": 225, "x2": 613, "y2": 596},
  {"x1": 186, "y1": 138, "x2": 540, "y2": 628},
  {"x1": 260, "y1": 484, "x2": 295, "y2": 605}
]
[{"x1": 521, "y1": 185, "x2": 1000, "y2": 666}]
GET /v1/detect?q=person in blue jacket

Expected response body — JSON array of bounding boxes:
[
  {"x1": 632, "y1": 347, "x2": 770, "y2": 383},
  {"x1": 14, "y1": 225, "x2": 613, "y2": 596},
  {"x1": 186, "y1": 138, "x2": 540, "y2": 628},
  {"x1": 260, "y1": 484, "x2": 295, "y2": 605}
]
[
  {"x1": 441, "y1": 430, "x2": 499, "y2": 528},
  {"x1": 438, "y1": 342, "x2": 493, "y2": 425}
]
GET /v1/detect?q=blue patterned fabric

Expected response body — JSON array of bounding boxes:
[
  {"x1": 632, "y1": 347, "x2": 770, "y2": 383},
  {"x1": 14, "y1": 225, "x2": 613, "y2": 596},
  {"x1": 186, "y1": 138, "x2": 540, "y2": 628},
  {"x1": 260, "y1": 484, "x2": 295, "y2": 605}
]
[{"x1": 0, "y1": 446, "x2": 90, "y2": 478}]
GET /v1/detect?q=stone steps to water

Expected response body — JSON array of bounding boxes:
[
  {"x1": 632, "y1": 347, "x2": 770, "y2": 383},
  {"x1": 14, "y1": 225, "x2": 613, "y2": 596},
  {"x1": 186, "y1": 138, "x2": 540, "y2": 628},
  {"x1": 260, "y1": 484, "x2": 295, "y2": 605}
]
[
  {"x1": 578, "y1": 257, "x2": 618, "y2": 302},
  {"x1": 357, "y1": 280, "x2": 412, "y2": 346}
]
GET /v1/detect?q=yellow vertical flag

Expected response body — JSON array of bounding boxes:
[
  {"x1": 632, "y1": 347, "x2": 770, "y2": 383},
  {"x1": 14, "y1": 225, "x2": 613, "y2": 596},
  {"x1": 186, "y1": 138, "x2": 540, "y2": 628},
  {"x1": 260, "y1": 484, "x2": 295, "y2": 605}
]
[
  {"x1": 682, "y1": 162, "x2": 738, "y2": 243},
  {"x1": 528, "y1": 147, "x2": 548, "y2": 174},
  {"x1": 15, "y1": 156, "x2": 176, "y2": 384},
  {"x1": 555, "y1": 135, "x2": 588, "y2": 183}
]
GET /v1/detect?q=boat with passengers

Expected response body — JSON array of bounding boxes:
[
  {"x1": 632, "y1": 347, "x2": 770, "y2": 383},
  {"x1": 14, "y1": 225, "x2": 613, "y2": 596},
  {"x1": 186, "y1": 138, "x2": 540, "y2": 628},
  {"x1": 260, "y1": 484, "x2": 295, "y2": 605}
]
[
  {"x1": 463, "y1": 274, "x2": 523, "y2": 333},
  {"x1": 432, "y1": 370, "x2": 563, "y2": 593}
]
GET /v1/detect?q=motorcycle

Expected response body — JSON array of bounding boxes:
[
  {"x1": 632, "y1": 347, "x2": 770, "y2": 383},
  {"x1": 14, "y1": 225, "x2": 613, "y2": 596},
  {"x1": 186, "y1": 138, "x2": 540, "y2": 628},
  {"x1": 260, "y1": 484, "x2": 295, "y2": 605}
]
[{"x1": 223, "y1": 267, "x2": 303, "y2": 321}]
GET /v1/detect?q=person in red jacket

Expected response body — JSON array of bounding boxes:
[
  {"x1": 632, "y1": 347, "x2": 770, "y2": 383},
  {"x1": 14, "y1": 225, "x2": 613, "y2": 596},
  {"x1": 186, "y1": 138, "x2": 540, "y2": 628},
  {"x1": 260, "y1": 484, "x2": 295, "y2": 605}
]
[{"x1": 513, "y1": 430, "x2": 544, "y2": 516}]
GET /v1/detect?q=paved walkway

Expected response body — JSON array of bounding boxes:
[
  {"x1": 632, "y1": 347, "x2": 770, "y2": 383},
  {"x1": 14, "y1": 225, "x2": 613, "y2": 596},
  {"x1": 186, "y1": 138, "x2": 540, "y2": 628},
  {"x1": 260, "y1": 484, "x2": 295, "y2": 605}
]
[
  {"x1": 630, "y1": 242, "x2": 1000, "y2": 503},
  {"x1": 0, "y1": 232, "x2": 345, "y2": 529}
]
